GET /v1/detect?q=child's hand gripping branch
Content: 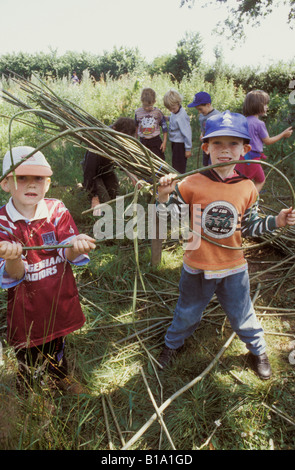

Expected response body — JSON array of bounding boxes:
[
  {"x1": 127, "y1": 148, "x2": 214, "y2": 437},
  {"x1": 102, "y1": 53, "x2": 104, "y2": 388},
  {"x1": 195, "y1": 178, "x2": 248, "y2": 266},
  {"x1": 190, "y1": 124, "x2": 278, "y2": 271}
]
[
  {"x1": 0, "y1": 233, "x2": 97, "y2": 279},
  {"x1": 0, "y1": 241, "x2": 24, "y2": 280},
  {"x1": 276, "y1": 207, "x2": 295, "y2": 228},
  {"x1": 157, "y1": 173, "x2": 179, "y2": 203},
  {"x1": 64, "y1": 234, "x2": 97, "y2": 262}
]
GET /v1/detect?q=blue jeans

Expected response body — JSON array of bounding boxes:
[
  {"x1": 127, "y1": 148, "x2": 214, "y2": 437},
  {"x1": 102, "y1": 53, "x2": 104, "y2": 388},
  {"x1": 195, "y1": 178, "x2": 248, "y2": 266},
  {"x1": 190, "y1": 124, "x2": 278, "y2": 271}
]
[{"x1": 165, "y1": 268, "x2": 266, "y2": 355}]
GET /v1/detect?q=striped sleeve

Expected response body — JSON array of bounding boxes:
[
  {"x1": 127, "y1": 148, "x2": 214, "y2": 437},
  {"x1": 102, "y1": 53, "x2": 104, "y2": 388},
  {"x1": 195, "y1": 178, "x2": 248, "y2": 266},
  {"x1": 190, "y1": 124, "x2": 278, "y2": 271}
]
[{"x1": 241, "y1": 200, "x2": 277, "y2": 237}]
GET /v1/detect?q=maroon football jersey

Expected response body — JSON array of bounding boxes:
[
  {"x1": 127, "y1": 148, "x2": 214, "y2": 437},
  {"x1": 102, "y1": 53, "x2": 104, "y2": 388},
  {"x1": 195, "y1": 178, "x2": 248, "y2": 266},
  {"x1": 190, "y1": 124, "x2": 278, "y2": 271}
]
[{"x1": 0, "y1": 198, "x2": 88, "y2": 348}]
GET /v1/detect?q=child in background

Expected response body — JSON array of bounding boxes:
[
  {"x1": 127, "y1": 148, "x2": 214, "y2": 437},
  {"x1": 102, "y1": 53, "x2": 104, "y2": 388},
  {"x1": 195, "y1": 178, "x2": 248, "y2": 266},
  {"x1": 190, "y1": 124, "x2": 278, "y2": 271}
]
[
  {"x1": 163, "y1": 89, "x2": 192, "y2": 174},
  {"x1": 235, "y1": 90, "x2": 293, "y2": 192},
  {"x1": 187, "y1": 91, "x2": 220, "y2": 166},
  {"x1": 0, "y1": 146, "x2": 96, "y2": 393},
  {"x1": 82, "y1": 117, "x2": 137, "y2": 214},
  {"x1": 135, "y1": 88, "x2": 168, "y2": 160},
  {"x1": 71, "y1": 71, "x2": 80, "y2": 85},
  {"x1": 156, "y1": 111, "x2": 295, "y2": 380}
]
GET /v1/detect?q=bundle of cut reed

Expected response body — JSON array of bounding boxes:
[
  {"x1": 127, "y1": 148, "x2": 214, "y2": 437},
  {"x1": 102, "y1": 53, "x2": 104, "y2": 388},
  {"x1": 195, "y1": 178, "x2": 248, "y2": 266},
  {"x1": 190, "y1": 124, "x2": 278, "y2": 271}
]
[{"x1": 0, "y1": 72, "x2": 175, "y2": 184}]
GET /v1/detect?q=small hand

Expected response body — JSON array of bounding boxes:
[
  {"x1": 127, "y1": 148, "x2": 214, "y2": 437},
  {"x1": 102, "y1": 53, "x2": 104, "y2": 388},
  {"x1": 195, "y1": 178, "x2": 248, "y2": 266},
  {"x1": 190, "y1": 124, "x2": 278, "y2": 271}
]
[
  {"x1": 282, "y1": 126, "x2": 293, "y2": 138},
  {"x1": 276, "y1": 207, "x2": 295, "y2": 227},
  {"x1": 70, "y1": 234, "x2": 97, "y2": 254},
  {"x1": 0, "y1": 241, "x2": 23, "y2": 260},
  {"x1": 157, "y1": 173, "x2": 178, "y2": 202}
]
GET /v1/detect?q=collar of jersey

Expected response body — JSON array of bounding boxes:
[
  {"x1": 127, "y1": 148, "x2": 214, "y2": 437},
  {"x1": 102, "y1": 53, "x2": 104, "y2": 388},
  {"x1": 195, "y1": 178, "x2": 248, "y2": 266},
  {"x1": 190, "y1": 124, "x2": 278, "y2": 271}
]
[{"x1": 6, "y1": 197, "x2": 49, "y2": 222}]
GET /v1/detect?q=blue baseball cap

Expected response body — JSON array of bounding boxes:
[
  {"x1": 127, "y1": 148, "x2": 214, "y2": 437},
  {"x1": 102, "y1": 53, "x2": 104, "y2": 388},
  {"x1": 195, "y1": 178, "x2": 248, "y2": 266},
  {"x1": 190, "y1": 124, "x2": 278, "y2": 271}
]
[
  {"x1": 202, "y1": 110, "x2": 250, "y2": 142},
  {"x1": 187, "y1": 91, "x2": 211, "y2": 108}
]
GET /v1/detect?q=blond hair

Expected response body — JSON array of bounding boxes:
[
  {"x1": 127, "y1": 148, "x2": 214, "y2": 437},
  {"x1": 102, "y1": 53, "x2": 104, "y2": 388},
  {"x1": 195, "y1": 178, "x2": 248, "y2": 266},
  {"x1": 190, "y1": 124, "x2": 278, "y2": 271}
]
[
  {"x1": 243, "y1": 90, "x2": 270, "y2": 117},
  {"x1": 163, "y1": 89, "x2": 183, "y2": 109}
]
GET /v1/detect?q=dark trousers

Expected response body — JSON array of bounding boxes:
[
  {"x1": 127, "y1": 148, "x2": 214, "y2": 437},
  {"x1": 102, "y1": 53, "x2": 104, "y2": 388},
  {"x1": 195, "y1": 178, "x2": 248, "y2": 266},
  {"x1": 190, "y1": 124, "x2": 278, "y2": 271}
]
[
  {"x1": 15, "y1": 337, "x2": 67, "y2": 386},
  {"x1": 140, "y1": 135, "x2": 165, "y2": 161},
  {"x1": 171, "y1": 142, "x2": 187, "y2": 174}
]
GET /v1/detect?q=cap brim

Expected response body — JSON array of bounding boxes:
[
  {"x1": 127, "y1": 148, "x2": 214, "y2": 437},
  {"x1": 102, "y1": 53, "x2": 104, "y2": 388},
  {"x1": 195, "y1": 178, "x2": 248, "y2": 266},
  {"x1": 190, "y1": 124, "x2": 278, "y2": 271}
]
[
  {"x1": 187, "y1": 101, "x2": 210, "y2": 108},
  {"x1": 202, "y1": 130, "x2": 250, "y2": 141},
  {"x1": 6, "y1": 165, "x2": 53, "y2": 177}
]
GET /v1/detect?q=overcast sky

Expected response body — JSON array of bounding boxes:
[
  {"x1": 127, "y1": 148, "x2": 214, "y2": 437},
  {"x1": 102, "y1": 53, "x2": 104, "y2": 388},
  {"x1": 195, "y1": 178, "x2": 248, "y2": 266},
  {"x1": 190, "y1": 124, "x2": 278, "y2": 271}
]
[{"x1": 0, "y1": 0, "x2": 294, "y2": 68}]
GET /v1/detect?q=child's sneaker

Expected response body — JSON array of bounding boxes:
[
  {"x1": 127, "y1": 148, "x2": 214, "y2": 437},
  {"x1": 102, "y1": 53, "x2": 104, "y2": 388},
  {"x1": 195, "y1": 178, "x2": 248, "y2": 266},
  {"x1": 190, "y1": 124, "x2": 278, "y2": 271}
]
[
  {"x1": 158, "y1": 346, "x2": 179, "y2": 369},
  {"x1": 248, "y1": 352, "x2": 272, "y2": 380}
]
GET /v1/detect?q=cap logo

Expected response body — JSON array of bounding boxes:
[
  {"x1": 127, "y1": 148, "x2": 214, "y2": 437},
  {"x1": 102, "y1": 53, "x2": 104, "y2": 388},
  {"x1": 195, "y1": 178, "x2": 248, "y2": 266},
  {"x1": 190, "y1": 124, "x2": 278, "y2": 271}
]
[
  {"x1": 21, "y1": 154, "x2": 37, "y2": 162},
  {"x1": 220, "y1": 112, "x2": 233, "y2": 127}
]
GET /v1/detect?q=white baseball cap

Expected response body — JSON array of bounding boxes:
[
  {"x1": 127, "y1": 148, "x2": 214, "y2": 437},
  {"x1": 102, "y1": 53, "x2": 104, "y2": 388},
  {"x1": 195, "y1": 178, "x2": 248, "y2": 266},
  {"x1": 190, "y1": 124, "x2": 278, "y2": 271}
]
[{"x1": 2, "y1": 146, "x2": 53, "y2": 177}]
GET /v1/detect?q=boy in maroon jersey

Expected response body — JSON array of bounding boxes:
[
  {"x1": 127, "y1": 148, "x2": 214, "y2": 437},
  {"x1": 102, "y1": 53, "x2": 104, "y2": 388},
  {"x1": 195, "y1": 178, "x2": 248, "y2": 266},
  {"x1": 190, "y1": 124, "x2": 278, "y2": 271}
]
[{"x1": 0, "y1": 146, "x2": 96, "y2": 393}]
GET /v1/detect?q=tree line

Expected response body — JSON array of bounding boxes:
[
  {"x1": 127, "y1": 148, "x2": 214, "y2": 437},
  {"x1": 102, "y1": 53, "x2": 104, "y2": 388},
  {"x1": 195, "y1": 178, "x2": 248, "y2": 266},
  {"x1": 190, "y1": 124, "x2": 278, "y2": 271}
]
[{"x1": 1, "y1": 31, "x2": 294, "y2": 95}]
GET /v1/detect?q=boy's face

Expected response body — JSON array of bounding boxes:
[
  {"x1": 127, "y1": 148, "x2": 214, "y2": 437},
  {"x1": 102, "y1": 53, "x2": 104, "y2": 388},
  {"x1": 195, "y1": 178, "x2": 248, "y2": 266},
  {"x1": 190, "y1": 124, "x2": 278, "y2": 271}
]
[
  {"x1": 202, "y1": 136, "x2": 251, "y2": 176},
  {"x1": 168, "y1": 104, "x2": 180, "y2": 114},
  {"x1": 196, "y1": 104, "x2": 212, "y2": 115},
  {"x1": 1, "y1": 175, "x2": 51, "y2": 216},
  {"x1": 142, "y1": 101, "x2": 155, "y2": 111}
]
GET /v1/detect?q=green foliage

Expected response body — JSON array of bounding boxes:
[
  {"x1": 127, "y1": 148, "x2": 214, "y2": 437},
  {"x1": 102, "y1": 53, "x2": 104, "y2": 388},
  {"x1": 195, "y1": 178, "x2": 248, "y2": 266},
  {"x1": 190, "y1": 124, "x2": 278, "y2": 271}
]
[
  {"x1": 166, "y1": 31, "x2": 203, "y2": 82},
  {"x1": 0, "y1": 25, "x2": 294, "y2": 96},
  {"x1": 0, "y1": 70, "x2": 246, "y2": 187},
  {"x1": 0, "y1": 47, "x2": 147, "y2": 81},
  {"x1": 1, "y1": 45, "x2": 294, "y2": 97},
  {"x1": 148, "y1": 54, "x2": 174, "y2": 76},
  {"x1": 148, "y1": 32, "x2": 204, "y2": 82},
  {"x1": 97, "y1": 47, "x2": 146, "y2": 80},
  {"x1": 219, "y1": 61, "x2": 295, "y2": 95},
  {"x1": 2, "y1": 66, "x2": 293, "y2": 188}
]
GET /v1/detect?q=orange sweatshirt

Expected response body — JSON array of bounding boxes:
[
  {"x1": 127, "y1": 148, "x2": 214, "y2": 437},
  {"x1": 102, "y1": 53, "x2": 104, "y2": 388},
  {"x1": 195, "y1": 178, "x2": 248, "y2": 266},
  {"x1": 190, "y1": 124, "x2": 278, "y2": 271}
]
[{"x1": 171, "y1": 170, "x2": 267, "y2": 270}]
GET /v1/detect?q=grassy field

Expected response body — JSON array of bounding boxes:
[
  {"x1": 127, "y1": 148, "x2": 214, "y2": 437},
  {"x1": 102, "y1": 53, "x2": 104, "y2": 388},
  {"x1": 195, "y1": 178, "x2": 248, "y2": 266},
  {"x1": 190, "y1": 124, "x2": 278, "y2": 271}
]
[{"x1": 0, "y1": 73, "x2": 295, "y2": 450}]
